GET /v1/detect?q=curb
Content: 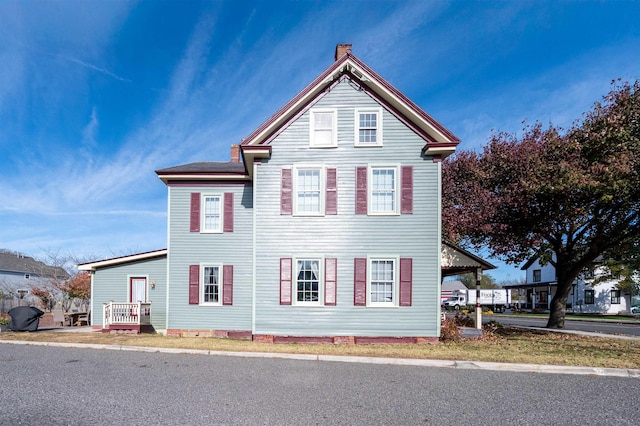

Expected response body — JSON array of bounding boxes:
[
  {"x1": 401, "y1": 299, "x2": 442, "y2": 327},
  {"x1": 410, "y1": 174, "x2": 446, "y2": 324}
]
[{"x1": 2, "y1": 339, "x2": 639, "y2": 379}]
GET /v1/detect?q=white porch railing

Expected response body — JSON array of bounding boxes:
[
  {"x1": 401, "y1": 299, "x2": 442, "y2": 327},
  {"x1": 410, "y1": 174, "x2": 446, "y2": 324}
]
[{"x1": 103, "y1": 302, "x2": 151, "y2": 328}]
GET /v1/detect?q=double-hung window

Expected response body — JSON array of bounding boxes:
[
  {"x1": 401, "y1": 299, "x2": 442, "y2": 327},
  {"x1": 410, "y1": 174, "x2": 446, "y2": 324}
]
[
  {"x1": 295, "y1": 259, "x2": 322, "y2": 305},
  {"x1": 202, "y1": 265, "x2": 221, "y2": 305},
  {"x1": 584, "y1": 289, "x2": 595, "y2": 305},
  {"x1": 611, "y1": 289, "x2": 621, "y2": 304},
  {"x1": 355, "y1": 109, "x2": 382, "y2": 146},
  {"x1": 294, "y1": 167, "x2": 323, "y2": 215},
  {"x1": 370, "y1": 166, "x2": 398, "y2": 215},
  {"x1": 202, "y1": 195, "x2": 222, "y2": 232},
  {"x1": 369, "y1": 258, "x2": 397, "y2": 306},
  {"x1": 532, "y1": 269, "x2": 541, "y2": 283},
  {"x1": 310, "y1": 109, "x2": 337, "y2": 148}
]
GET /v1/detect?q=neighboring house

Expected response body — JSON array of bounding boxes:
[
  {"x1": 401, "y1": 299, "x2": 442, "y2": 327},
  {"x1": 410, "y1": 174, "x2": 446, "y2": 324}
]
[
  {"x1": 0, "y1": 249, "x2": 69, "y2": 308},
  {"x1": 79, "y1": 44, "x2": 462, "y2": 342},
  {"x1": 506, "y1": 255, "x2": 636, "y2": 314}
]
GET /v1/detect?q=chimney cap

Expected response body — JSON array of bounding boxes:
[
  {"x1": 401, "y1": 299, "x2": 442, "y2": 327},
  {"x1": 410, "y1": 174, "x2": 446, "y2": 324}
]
[{"x1": 334, "y1": 44, "x2": 352, "y2": 61}]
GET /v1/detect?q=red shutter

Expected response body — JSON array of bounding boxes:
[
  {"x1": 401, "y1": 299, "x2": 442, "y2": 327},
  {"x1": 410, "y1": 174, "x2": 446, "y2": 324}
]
[
  {"x1": 189, "y1": 265, "x2": 199, "y2": 305},
  {"x1": 223, "y1": 193, "x2": 234, "y2": 232},
  {"x1": 280, "y1": 258, "x2": 292, "y2": 305},
  {"x1": 190, "y1": 193, "x2": 201, "y2": 232},
  {"x1": 325, "y1": 168, "x2": 337, "y2": 215},
  {"x1": 325, "y1": 258, "x2": 337, "y2": 306},
  {"x1": 401, "y1": 166, "x2": 413, "y2": 214},
  {"x1": 355, "y1": 167, "x2": 368, "y2": 214},
  {"x1": 354, "y1": 258, "x2": 367, "y2": 306},
  {"x1": 223, "y1": 265, "x2": 233, "y2": 305},
  {"x1": 281, "y1": 168, "x2": 292, "y2": 215},
  {"x1": 399, "y1": 258, "x2": 412, "y2": 306}
]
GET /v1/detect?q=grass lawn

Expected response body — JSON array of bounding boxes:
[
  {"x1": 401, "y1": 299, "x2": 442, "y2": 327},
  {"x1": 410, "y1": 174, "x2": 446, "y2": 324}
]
[{"x1": 2, "y1": 325, "x2": 639, "y2": 370}]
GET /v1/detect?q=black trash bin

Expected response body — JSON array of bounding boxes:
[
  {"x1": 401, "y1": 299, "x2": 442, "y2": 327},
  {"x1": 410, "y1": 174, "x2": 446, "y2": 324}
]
[{"x1": 8, "y1": 306, "x2": 45, "y2": 331}]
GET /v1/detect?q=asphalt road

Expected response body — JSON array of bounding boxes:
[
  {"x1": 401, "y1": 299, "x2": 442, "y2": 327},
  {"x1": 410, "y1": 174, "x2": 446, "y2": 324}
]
[
  {"x1": 1, "y1": 344, "x2": 639, "y2": 425},
  {"x1": 485, "y1": 314, "x2": 640, "y2": 337}
]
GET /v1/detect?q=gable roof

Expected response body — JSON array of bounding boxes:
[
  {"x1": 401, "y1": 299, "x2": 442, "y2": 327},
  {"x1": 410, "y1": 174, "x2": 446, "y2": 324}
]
[
  {"x1": 0, "y1": 250, "x2": 69, "y2": 279},
  {"x1": 241, "y1": 48, "x2": 459, "y2": 150},
  {"x1": 442, "y1": 280, "x2": 468, "y2": 291},
  {"x1": 78, "y1": 249, "x2": 168, "y2": 271}
]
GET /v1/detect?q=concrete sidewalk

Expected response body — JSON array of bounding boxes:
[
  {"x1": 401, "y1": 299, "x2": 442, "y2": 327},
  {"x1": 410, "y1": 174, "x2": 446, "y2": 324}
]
[{"x1": 2, "y1": 325, "x2": 639, "y2": 379}]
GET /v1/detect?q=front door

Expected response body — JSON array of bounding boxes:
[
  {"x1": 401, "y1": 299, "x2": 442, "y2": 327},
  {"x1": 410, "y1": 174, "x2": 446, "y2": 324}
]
[{"x1": 130, "y1": 277, "x2": 147, "y2": 303}]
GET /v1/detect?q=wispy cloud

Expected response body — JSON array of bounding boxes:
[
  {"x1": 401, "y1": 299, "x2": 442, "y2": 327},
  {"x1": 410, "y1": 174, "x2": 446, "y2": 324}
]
[{"x1": 59, "y1": 54, "x2": 132, "y2": 83}]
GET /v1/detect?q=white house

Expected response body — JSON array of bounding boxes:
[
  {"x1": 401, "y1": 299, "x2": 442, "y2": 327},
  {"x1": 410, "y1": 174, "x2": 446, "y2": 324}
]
[{"x1": 506, "y1": 255, "x2": 638, "y2": 314}]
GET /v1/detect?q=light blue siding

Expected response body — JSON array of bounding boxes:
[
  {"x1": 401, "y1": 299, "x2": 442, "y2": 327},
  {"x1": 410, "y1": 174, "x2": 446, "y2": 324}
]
[
  {"x1": 253, "y1": 80, "x2": 441, "y2": 337},
  {"x1": 91, "y1": 256, "x2": 167, "y2": 328},
  {"x1": 166, "y1": 184, "x2": 253, "y2": 330}
]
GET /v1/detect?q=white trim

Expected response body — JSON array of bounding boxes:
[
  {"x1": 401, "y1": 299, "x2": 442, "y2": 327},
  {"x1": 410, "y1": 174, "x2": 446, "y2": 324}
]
[
  {"x1": 436, "y1": 160, "x2": 443, "y2": 333},
  {"x1": 367, "y1": 256, "x2": 399, "y2": 307},
  {"x1": 368, "y1": 165, "x2": 400, "y2": 216},
  {"x1": 252, "y1": 162, "x2": 258, "y2": 333},
  {"x1": 292, "y1": 165, "x2": 325, "y2": 216},
  {"x1": 78, "y1": 249, "x2": 168, "y2": 271},
  {"x1": 165, "y1": 188, "x2": 171, "y2": 329},
  {"x1": 292, "y1": 256, "x2": 325, "y2": 306},
  {"x1": 200, "y1": 263, "x2": 223, "y2": 306},
  {"x1": 157, "y1": 173, "x2": 250, "y2": 183},
  {"x1": 309, "y1": 108, "x2": 337, "y2": 148},
  {"x1": 127, "y1": 275, "x2": 149, "y2": 303},
  {"x1": 244, "y1": 58, "x2": 456, "y2": 147},
  {"x1": 201, "y1": 193, "x2": 223, "y2": 233},
  {"x1": 354, "y1": 108, "x2": 383, "y2": 147}
]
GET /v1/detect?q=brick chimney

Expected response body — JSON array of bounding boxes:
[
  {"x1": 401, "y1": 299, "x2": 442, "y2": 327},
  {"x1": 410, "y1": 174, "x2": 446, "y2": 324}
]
[
  {"x1": 230, "y1": 144, "x2": 240, "y2": 163},
  {"x1": 334, "y1": 44, "x2": 352, "y2": 61}
]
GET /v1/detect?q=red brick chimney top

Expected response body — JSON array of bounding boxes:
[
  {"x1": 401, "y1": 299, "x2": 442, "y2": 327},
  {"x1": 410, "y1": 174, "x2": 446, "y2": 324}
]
[
  {"x1": 334, "y1": 44, "x2": 352, "y2": 61},
  {"x1": 230, "y1": 144, "x2": 240, "y2": 163}
]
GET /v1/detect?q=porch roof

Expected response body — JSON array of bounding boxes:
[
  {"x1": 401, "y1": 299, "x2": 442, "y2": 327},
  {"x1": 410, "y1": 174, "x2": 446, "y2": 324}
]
[
  {"x1": 503, "y1": 281, "x2": 559, "y2": 289},
  {"x1": 441, "y1": 241, "x2": 497, "y2": 277}
]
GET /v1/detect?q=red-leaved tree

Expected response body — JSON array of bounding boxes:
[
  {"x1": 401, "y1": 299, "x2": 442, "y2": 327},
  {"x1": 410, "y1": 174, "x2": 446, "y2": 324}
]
[
  {"x1": 443, "y1": 80, "x2": 640, "y2": 328},
  {"x1": 54, "y1": 272, "x2": 91, "y2": 312}
]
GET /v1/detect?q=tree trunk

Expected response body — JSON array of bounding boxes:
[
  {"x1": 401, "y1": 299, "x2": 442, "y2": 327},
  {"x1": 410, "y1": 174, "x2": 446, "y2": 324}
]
[{"x1": 546, "y1": 291, "x2": 568, "y2": 328}]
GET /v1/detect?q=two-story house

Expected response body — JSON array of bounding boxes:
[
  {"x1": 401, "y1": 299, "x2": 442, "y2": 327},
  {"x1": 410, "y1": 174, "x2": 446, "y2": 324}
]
[
  {"x1": 79, "y1": 45, "x2": 461, "y2": 342},
  {"x1": 506, "y1": 255, "x2": 637, "y2": 314}
]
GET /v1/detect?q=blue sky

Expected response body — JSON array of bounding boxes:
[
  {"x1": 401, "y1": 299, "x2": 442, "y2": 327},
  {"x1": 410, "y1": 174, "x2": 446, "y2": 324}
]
[{"x1": 1, "y1": 1, "x2": 639, "y2": 282}]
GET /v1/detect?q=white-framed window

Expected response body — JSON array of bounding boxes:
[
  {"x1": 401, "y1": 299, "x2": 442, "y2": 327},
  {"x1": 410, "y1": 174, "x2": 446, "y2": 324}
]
[
  {"x1": 24, "y1": 274, "x2": 30, "y2": 280},
  {"x1": 368, "y1": 257, "x2": 398, "y2": 307},
  {"x1": 310, "y1": 108, "x2": 337, "y2": 148},
  {"x1": 369, "y1": 166, "x2": 399, "y2": 215},
  {"x1": 611, "y1": 289, "x2": 621, "y2": 304},
  {"x1": 293, "y1": 166, "x2": 324, "y2": 215},
  {"x1": 355, "y1": 108, "x2": 382, "y2": 146},
  {"x1": 202, "y1": 194, "x2": 222, "y2": 233},
  {"x1": 201, "y1": 264, "x2": 222, "y2": 305},
  {"x1": 533, "y1": 269, "x2": 541, "y2": 282},
  {"x1": 294, "y1": 258, "x2": 323, "y2": 306}
]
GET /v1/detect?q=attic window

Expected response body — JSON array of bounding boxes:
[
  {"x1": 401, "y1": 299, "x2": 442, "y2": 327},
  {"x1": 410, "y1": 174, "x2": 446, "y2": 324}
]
[
  {"x1": 24, "y1": 274, "x2": 30, "y2": 280},
  {"x1": 310, "y1": 109, "x2": 337, "y2": 148},
  {"x1": 355, "y1": 108, "x2": 383, "y2": 146}
]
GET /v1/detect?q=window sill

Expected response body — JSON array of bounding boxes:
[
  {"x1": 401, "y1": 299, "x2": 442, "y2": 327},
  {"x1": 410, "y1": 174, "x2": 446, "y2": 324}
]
[{"x1": 354, "y1": 143, "x2": 383, "y2": 147}]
